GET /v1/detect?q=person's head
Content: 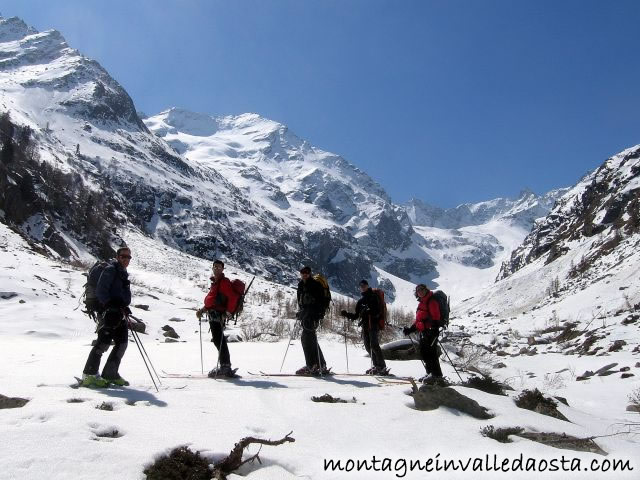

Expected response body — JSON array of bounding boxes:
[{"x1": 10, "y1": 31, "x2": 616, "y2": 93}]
[
  {"x1": 415, "y1": 283, "x2": 429, "y2": 299},
  {"x1": 359, "y1": 279, "x2": 369, "y2": 292},
  {"x1": 300, "y1": 266, "x2": 311, "y2": 281},
  {"x1": 116, "y1": 247, "x2": 131, "y2": 269},
  {"x1": 212, "y1": 259, "x2": 225, "y2": 279}
]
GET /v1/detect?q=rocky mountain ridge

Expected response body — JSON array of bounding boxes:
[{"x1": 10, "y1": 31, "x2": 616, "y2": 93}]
[
  {"x1": 406, "y1": 188, "x2": 568, "y2": 230},
  {"x1": 498, "y1": 145, "x2": 640, "y2": 281}
]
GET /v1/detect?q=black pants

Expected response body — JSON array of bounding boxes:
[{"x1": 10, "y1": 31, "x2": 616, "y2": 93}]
[
  {"x1": 299, "y1": 309, "x2": 326, "y2": 368},
  {"x1": 362, "y1": 321, "x2": 386, "y2": 369},
  {"x1": 83, "y1": 311, "x2": 128, "y2": 379},
  {"x1": 209, "y1": 313, "x2": 231, "y2": 366},
  {"x1": 419, "y1": 328, "x2": 443, "y2": 377}
]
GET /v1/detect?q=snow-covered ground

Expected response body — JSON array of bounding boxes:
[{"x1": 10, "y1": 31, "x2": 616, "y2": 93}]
[{"x1": 2, "y1": 222, "x2": 639, "y2": 479}]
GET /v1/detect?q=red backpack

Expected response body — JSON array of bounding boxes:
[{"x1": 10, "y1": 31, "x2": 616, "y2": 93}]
[
  {"x1": 372, "y1": 288, "x2": 388, "y2": 330},
  {"x1": 226, "y1": 279, "x2": 246, "y2": 315}
]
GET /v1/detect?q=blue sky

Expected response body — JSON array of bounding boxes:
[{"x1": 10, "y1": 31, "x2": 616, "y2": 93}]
[{"x1": 2, "y1": 0, "x2": 639, "y2": 207}]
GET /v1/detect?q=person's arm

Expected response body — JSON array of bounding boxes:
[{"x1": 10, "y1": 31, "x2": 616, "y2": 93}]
[
  {"x1": 122, "y1": 275, "x2": 131, "y2": 307},
  {"x1": 204, "y1": 284, "x2": 216, "y2": 309}
]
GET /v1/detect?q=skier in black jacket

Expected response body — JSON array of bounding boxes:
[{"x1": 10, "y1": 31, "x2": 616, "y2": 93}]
[
  {"x1": 341, "y1": 279, "x2": 388, "y2": 375},
  {"x1": 81, "y1": 247, "x2": 132, "y2": 387},
  {"x1": 295, "y1": 266, "x2": 329, "y2": 375}
]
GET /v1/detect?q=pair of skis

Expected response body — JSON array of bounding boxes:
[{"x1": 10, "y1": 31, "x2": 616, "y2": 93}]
[{"x1": 160, "y1": 370, "x2": 413, "y2": 383}]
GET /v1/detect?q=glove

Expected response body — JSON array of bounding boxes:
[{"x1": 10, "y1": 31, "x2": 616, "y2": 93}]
[
  {"x1": 196, "y1": 308, "x2": 204, "y2": 320},
  {"x1": 340, "y1": 310, "x2": 349, "y2": 318},
  {"x1": 124, "y1": 306, "x2": 132, "y2": 315},
  {"x1": 403, "y1": 325, "x2": 417, "y2": 336}
]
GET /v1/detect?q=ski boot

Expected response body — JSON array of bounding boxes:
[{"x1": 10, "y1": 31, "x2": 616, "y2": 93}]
[
  {"x1": 208, "y1": 364, "x2": 235, "y2": 378},
  {"x1": 80, "y1": 374, "x2": 109, "y2": 388},
  {"x1": 419, "y1": 374, "x2": 445, "y2": 386},
  {"x1": 104, "y1": 375, "x2": 129, "y2": 386},
  {"x1": 313, "y1": 365, "x2": 332, "y2": 376},
  {"x1": 295, "y1": 365, "x2": 314, "y2": 376}
]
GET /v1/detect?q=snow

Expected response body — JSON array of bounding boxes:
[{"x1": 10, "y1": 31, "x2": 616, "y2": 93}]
[
  {"x1": 1, "y1": 14, "x2": 639, "y2": 480},
  {"x1": 1, "y1": 221, "x2": 639, "y2": 479}
]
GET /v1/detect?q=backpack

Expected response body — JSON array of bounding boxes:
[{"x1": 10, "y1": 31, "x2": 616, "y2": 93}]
[
  {"x1": 226, "y1": 278, "x2": 245, "y2": 315},
  {"x1": 372, "y1": 288, "x2": 388, "y2": 330},
  {"x1": 430, "y1": 290, "x2": 450, "y2": 328},
  {"x1": 84, "y1": 260, "x2": 109, "y2": 316},
  {"x1": 313, "y1": 274, "x2": 331, "y2": 317}
]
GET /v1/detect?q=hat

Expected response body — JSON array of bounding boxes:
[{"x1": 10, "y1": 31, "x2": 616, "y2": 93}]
[
  {"x1": 300, "y1": 266, "x2": 312, "y2": 274},
  {"x1": 359, "y1": 279, "x2": 369, "y2": 286}
]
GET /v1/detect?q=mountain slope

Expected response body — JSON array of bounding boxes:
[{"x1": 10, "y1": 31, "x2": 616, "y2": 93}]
[
  {"x1": 145, "y1": 108, "x2": 441, "y2": 292},
  {"x1": 454, "y1": 145, "x2": 640, "y2": 367},
  {"x1": 0, "y1": 15, "x2": 425, "y2": 293},
  {"x1": 498, "y1": 145, "x2": 640, "y2": 281}
]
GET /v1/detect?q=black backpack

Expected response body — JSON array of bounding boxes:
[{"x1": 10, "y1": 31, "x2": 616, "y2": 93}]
[
  {"x1": 84, "y1": 260, "x2": 108, "y2": 317},
  {"x1": 430, "y1": 290, "x2": 451, "y2": 328}
]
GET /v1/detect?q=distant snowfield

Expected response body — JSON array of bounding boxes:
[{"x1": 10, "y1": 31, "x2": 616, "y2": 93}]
[
  {"x1": 2, "y1": 223, "x2": 639, "y2": 479},
  {"x1": 412, "y1": 219, "x2": 530, "y2": 302}
]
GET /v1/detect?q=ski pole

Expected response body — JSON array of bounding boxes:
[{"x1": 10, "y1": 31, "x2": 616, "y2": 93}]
[
  {"x1": 314, "y1": 314, "x2": 325, "y2": 376},
  {"x1": 130, "y1": 327, "x2": 162, "y2": 385},
  {"x1": 343, "y1": 319, "x2": 349, "y2": 373},
  {"x1": 127, "y1": 317, "x2": 162, "y2": 385},
  {"x1": 212, "y1": 313, "x2": 225, "y2": 378},
  {"x1": 280, "y1": 321, "x2": 298, "y2": 372},
  {"x1": 133, "y1": 328, "x2": 162, "y2": 385},
  {"x1": 199, "y1": 317, "x2": 204, "y2": 374},
  {"x1": 234, "y1": 276, "x2": 255, "y2": 326},
  {"x1": 408, "y1": 332, "x2": 427, "y2": 371},
  {"x1": 437, "y1": 333, "x2": 463, "y2": 382},
  {"x1": 367, "y1": 317, "x2": 374, "y2": 374},
  {"x1": 129, "y1": 324, "x2": 159, "y2": 392}
]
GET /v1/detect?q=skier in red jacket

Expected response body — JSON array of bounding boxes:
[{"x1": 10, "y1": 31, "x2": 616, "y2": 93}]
[
  {"x1": 196, "y1": 259, "x2": 238, "y2": 377},
  {"x1": 403, "y1": 283, "x2": 444, "y2": 384}
]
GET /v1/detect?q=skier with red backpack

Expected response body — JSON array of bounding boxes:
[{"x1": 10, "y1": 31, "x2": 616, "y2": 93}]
[
  {"x1": 403, "y1": 283, "x2": 447, "y2": 384},
  {"x1": 196, "y1": 259, "x2": 242, "y2": 378},
  {"x1": 340, "y1": 279, "x2": 389, "y2": 375}
]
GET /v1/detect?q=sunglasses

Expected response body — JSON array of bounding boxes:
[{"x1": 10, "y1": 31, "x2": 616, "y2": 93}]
[{"x1": 119, "y1": 255, "x2": 132, "y2": 259}]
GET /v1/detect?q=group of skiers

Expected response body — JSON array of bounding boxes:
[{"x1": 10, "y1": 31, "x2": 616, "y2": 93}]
[{"x1": 81, "y1": 251, "x2": 446, "y2": 387}]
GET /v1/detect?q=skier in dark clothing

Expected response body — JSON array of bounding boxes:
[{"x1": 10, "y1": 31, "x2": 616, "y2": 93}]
[
  {"x1": 196, "y1": 259, "x2": 239, "y2": 377},
  {"x1": 340, "y1": 279, "x2": 388, "y2": 375},
  {"x1": 403, "y1": 283, "x2": 444, "y2": 384},
  {"x1": 295, "y1": 266, "x2": 329, "y2": 375},
  {"x1": 81, "y1": 247, "x2": 132, "y2": 387}
]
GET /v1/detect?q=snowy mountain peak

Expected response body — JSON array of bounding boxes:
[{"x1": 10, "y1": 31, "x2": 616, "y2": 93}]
[
  {"x1": 150, "y1": 108, "x2": 220, "y2": 137},
  {"x1": 405, "y1": 187, "x2": 567, "y2": 230},
  {"x1": 0, "y1": 16, "x2": 145, "y2": 132},
  {"x1": 145, "y1": 108, "x2": 423, "y2": 290},
  {"x1": 0, "y1": 15, "x2": 37, "y2": 43}
]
